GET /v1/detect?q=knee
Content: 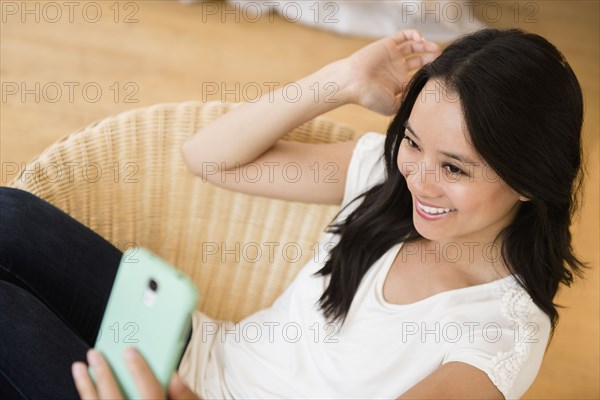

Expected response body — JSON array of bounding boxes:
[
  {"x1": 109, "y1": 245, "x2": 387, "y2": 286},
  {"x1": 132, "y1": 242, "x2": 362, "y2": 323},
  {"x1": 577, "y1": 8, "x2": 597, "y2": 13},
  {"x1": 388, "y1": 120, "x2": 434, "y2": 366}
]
[
  {"x1": 0, "y1": 187, "x2": 44, "y2": 227},
  {"x1": 0, "y1": 187, "x2": 39, "y2": 208},
  {"x1": 0, "y1": 188, "x2": 42, "y2": 260}
]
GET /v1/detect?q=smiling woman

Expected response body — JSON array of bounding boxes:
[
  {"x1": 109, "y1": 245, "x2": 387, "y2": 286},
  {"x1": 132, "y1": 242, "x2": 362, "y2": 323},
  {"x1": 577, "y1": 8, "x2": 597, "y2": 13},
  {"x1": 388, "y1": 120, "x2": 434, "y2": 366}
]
[
  {"x1": 0, "y1": 27, "x2": 590, "y2": 400},
  {"x1": 178, "y1": 28, "x2": 590, "y2": 400},
  {"x1": 310, "y1": 28, "x2": 589, "y2": 399}
]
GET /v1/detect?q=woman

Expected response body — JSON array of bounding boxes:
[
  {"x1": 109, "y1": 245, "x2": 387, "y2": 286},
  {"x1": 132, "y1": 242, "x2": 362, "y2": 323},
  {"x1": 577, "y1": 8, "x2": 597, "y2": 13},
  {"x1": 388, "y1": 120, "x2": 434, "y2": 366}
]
[{"x1": 0, "y1": 28, "x2": 588, "y2": 399}]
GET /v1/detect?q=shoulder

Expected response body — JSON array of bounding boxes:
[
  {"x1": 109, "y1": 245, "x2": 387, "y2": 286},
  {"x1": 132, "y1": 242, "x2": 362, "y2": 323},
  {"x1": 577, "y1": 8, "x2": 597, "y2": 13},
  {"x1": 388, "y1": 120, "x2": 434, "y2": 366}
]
[
  {"x1": 357, "y1": 131, "x2": 386, "y2": 147},
  {"x1": 341, "y1": 132, "x2": 386, "y2": 207},
  {"x1": 352, "y1": 131, "x2": 386, "y2": 161},
  {"x1": 442, "y1": 276, "x2": 552, "y2": 399}
]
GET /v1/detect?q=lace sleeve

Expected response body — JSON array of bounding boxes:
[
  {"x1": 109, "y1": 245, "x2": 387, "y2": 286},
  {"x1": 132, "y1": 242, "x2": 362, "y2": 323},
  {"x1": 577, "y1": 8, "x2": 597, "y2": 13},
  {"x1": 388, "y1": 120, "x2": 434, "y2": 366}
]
[{"x1": 442, "y1": 278, "x2": 552, "y2": 399}]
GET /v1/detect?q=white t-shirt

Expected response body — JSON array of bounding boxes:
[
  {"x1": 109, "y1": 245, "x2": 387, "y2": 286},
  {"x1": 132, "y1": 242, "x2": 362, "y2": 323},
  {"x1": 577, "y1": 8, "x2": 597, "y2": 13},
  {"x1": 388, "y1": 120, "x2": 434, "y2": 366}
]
[{"x1": 202, "y1": 132, "x2": 552, "y2": 399}]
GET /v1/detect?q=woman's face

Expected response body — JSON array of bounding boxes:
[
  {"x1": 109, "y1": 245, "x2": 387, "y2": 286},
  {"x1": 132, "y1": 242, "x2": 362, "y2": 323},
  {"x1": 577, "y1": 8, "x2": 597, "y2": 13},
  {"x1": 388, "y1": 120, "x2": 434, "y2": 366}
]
[{"x1": 397, "y1": 79, "x2": 527, "y2": 248}]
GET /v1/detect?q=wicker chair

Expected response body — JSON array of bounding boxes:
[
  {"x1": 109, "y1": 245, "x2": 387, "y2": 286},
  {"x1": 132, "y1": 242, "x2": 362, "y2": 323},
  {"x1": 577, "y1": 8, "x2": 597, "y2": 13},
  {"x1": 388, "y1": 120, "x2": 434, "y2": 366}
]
[{"x1": 6, "y1": 101, "x2": 362, "y2": 323}]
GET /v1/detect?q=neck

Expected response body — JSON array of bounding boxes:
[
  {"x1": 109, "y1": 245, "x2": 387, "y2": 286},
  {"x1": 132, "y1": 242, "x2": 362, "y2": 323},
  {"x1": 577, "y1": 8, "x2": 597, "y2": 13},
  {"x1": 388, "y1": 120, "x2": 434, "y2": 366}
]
[{"x1": 415, "y1": 237, "x2": 512, "y2": 280}]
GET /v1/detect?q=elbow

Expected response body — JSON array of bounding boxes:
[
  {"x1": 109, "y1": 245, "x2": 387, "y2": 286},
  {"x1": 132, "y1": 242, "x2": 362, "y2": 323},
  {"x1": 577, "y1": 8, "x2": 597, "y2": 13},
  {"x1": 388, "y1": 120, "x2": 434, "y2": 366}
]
[
  {"x1": 181, "y1": 138, "x2": 201, "y2": 176},
  {"x1": 181, "y1": 138, "x2": 218, "y2": 182},
  {"x1": 182, "y1": 135, "x2": 226, "y2": 182}
]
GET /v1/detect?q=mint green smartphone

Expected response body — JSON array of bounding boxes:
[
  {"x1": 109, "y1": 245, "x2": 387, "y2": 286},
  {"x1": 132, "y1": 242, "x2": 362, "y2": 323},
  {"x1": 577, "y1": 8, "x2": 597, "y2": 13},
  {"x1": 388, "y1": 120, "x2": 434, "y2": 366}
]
[{"x1": 89, "y1": 246, "x2": 198, "y2": 398}]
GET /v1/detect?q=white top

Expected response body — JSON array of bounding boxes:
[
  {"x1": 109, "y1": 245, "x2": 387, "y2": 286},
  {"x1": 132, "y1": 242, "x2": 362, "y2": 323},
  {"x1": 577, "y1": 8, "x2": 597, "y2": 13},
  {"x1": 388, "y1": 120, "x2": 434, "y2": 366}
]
[{"x1": 203, "y1": 132, "x2": 552, "y2": 399}]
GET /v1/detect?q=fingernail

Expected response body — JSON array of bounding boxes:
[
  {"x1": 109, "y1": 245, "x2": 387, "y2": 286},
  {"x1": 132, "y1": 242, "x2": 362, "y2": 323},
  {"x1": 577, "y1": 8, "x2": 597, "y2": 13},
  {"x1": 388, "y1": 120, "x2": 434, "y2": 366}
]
[
  {"x1": 87, "y1": 349, "x2": 99, "y2": 367},
  {"x1": 72, "y1": 362, "x2": 85, "y2": 379}
]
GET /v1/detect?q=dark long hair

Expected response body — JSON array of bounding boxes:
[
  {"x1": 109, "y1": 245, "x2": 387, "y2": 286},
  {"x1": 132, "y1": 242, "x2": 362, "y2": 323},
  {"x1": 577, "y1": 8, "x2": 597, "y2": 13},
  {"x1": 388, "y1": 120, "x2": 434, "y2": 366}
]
[{"x1": 314, "y1": 28, "x2": 589, "y2": 341}]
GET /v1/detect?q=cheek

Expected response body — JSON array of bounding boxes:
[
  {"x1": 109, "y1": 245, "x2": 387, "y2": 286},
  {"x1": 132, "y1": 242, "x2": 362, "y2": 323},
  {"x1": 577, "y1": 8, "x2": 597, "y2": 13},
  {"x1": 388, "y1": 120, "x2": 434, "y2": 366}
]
[
  {"x1": 444, "y1": 185, "x2": 476, "y2": 210},
  {"x1": 450, "y1": 183, "x2": 513, "y2": 215},
  {"x1": 397, "y1": 144, "x2": 416, "y2": 177}
]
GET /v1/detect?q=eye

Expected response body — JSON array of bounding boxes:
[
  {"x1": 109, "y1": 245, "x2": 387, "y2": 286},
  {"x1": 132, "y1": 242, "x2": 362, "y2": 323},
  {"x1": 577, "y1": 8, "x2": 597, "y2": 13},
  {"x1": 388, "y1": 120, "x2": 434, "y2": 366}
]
[
  {"x1": 402, "y1": 134, "x2": 419, "y2": 150},
  {"x1": 443, "y1": 163, "x2": 463, "y2": 175}
]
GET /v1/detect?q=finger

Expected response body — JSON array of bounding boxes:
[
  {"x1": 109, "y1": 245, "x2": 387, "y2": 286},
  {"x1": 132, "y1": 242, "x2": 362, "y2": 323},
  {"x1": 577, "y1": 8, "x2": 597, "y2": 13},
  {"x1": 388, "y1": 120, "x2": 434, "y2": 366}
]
[
  {"x1": 405, "y1": 54, "x2": 438, "y2": 71},
  {"x1": 87, "y1": 349, "x2": 124, "y2": 399},
  {"x1": 391, "y1": 29, "x2": 423, "y2": 44},
  {"x1": 397, "y1": 40, "x2": 440, "y2": 57},
  {"x1": 72, "y1": 362, "x2": 99, "y2": 400},
  {"x1": 392, "y1": 94, "x2": 403, "y2": 114},
  {"x1": 124, "y1": 347, "x2": 165, "y2": 399},
  {"x1": 423, "y1": 40, "x2": 442, "y2": 53},
  {"x1": 168, "y1": 373, "x2": 201, "y2": 400}
]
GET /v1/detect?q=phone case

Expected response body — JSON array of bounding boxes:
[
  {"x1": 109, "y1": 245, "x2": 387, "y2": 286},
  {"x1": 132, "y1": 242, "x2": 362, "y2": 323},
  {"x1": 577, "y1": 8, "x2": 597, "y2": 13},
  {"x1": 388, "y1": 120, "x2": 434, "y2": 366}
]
[{"x1": 89, "y1": 246, "x2": 198, "y2": 398}]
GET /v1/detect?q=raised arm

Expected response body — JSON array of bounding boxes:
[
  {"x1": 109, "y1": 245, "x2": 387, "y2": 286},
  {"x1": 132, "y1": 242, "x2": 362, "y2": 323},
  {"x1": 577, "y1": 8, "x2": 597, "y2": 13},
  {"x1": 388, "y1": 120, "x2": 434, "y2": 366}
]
[
  {"x1": 181, "y1": 61, "x2": 355, "y2": 173},
  {"x1": 181, "y1": 30, "x2": 440, "y2": 204}
]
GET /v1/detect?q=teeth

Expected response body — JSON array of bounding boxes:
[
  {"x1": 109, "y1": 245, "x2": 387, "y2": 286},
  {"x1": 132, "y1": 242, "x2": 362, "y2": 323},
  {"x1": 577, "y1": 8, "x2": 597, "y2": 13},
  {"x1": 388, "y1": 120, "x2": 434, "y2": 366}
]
[{"x1": 417, "y1": 201, "x2": 455, "y2": 215}]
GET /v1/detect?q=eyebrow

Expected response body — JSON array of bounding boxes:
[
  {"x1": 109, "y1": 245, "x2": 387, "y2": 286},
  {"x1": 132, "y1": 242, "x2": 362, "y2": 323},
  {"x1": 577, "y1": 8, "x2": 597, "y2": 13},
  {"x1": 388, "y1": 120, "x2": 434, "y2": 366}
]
[{"x1": 404, "y1": 122, "x2": 478, "y2": 166}]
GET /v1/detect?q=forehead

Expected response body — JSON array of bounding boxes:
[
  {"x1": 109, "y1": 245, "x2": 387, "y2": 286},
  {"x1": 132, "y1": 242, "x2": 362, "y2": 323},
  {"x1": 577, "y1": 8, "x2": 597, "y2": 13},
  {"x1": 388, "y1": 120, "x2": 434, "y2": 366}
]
[{"x1": 410, "y1": 79, "x2": 466, "y2": 141}]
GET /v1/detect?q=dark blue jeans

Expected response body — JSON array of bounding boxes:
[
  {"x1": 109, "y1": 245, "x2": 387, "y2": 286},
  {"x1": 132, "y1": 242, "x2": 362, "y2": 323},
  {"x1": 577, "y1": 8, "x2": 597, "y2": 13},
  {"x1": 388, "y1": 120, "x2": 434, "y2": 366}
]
[{"x1": 0, "y1": 187, "x2": 191, "y2": 399}]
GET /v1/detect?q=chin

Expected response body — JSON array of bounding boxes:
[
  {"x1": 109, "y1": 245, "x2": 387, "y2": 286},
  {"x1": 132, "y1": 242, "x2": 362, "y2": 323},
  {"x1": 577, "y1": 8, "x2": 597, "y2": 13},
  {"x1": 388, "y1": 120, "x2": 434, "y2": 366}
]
[{"x1": 413, "y1": 221, "x2": 438, "y2": 241}]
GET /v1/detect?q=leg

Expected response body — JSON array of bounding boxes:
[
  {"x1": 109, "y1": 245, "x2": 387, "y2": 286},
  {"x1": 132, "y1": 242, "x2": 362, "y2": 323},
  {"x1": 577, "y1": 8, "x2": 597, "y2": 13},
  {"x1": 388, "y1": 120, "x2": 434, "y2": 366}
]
[
  {"x1": 0, "y1": 187, "x2": 123, "y2": 346},
  {"x1": 0, "y1": 280, "x2": 88, "y2": 399}
]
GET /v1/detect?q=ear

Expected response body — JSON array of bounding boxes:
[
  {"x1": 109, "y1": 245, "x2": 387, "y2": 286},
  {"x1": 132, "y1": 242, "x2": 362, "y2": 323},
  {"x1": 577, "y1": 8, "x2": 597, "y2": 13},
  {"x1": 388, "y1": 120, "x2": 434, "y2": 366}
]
[{"x1": 509, "y1": 186, "x2": 531, "y2": 202}]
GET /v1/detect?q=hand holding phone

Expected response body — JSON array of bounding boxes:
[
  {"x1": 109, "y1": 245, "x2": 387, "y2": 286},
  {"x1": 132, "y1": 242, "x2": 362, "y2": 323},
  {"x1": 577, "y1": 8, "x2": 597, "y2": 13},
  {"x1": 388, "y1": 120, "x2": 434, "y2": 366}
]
[{"x1": 88, "y1": 246, "x2": 198, "y2": 399}]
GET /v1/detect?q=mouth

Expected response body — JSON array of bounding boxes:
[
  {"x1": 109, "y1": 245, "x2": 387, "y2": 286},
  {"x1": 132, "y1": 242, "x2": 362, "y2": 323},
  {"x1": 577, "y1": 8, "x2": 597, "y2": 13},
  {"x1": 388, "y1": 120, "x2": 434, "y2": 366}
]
[{"x1": 414, "y1": 198, "x2": 456, "y2": 219}]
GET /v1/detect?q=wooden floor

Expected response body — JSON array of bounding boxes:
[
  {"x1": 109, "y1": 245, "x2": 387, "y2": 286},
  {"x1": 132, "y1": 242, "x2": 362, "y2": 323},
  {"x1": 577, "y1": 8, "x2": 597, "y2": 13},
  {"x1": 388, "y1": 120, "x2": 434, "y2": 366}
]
[{"x1": 1, "y1": 1, "x2": 598, "y2": 398}]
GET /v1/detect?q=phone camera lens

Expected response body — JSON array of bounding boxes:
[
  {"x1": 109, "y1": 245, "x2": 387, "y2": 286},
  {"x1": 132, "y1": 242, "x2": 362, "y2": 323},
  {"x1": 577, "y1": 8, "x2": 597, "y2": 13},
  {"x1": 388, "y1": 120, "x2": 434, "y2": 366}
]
[{"x1": 149, "y1": 279, "x2": 158, "y2": 291}]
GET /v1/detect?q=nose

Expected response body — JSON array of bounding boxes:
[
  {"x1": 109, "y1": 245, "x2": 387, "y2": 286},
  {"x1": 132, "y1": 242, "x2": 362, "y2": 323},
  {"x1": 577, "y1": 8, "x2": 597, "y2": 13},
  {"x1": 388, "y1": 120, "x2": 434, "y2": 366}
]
[{"x1": 403, "y1": 159, "x2": 443, "y2": 197}]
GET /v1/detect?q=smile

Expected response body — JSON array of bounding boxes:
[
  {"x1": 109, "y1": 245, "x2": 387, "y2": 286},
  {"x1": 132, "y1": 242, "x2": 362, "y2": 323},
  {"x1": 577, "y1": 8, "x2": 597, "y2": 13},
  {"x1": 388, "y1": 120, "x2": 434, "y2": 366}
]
[{"x1": 415, "y1": 199, "x2": 456, "y2": 219}]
